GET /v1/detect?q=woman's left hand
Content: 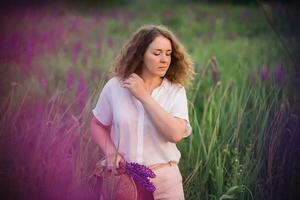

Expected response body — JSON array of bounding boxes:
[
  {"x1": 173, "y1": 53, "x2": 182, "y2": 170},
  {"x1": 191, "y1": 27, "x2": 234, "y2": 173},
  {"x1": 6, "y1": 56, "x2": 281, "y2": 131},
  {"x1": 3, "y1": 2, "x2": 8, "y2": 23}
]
[{"x1": 123, "y1": 73, "x2": 149, "y2": 101}]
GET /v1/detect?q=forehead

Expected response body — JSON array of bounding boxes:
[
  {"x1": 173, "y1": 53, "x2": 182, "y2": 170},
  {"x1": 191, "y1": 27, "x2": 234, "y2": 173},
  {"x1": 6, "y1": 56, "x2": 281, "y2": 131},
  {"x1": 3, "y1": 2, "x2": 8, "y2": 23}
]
[{"x1": 147, "y1": 35, "x2": 172, "y2": 50}]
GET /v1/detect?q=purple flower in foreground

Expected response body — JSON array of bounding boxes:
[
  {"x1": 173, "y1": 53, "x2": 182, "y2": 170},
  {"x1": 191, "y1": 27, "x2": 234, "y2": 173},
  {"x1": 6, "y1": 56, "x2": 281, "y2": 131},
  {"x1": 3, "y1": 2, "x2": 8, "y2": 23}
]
[
  {"x1": 260, "y1": 65, "x2": 269, "y2": 82},
  {"x1": 125, "y1": 162, "x2": 156, "y2": 193}
]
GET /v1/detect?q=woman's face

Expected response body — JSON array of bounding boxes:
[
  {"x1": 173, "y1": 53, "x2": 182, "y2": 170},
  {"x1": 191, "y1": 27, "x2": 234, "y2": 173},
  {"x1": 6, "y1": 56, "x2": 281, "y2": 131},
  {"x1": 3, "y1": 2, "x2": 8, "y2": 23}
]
[{"x1": 142, "y1": 35, "x2": 172, "y2": 78}]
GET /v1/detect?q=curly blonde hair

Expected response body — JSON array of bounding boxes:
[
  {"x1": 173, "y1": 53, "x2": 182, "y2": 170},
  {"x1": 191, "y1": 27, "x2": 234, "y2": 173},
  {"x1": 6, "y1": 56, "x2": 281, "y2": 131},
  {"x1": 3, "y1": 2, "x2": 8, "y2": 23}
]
[{"x1": 113, "y1": 24, "x2": 194, "y2": 87}]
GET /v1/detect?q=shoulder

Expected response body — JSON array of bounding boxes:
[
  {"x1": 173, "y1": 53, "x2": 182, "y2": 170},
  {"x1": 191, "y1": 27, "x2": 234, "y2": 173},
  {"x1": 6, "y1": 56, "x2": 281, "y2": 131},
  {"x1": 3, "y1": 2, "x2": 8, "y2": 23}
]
[
  {"x1": 103, "y1": 76, "x2": 122, "y2": 90},
  {"x1": 164, "y1": 78, "x2": 186, "y2": 93}
]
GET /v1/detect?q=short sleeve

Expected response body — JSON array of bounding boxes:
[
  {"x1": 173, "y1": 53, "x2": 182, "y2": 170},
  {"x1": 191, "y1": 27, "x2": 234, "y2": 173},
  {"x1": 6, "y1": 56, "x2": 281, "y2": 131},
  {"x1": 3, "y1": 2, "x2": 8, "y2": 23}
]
[
  {"x1": 92, "y1": 82, "x2": 113, "y2": 126},
  {"x1": 169, "y1": 87, "x2": 192, "y2": 137}
]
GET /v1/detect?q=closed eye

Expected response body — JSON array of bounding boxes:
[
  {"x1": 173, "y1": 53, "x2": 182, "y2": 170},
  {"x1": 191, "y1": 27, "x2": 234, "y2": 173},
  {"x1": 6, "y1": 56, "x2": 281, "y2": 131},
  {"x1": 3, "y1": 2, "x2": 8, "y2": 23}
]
[{"x1": 153, "y1": 52, "x2": 172, "y2": 56}]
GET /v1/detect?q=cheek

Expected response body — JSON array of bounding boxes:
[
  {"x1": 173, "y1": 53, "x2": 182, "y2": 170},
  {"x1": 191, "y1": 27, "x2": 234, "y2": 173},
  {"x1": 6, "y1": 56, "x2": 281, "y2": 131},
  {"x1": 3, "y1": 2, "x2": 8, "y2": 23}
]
[
  {"x1": 145, "y1": 55, "x2": 159, "y2": 65},
  {"x1": 165, "y1": 56, "x2": 171, "y2": 66}
]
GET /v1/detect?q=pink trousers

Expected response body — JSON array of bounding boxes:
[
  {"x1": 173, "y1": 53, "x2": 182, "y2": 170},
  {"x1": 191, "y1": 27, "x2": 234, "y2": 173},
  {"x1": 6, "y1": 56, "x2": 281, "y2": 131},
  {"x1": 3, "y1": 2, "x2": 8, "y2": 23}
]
[{"x1": 150, "y1": 162, "x2": 185, "y2": 200}]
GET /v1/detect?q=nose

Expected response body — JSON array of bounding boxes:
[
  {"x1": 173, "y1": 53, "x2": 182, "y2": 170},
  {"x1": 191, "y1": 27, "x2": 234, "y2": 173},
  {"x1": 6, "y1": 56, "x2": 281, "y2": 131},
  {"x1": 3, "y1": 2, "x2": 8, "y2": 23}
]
[{"x1": 160, "y1": 53, "x2": 167, "y2": 63}]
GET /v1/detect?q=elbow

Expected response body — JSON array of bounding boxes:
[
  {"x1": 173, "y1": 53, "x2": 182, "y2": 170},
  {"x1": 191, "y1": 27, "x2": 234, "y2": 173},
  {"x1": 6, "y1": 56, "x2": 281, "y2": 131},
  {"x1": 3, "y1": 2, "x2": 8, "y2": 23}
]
[
  {"x1": 169, "y1": 119, "x2": 188, "y2": 143},
  {"x1": 90, "y1": 116, "x2": 111, "y2": 134},
  {"x1": 171, "y1": 135, "x2": 183, "y2": 143},
  {"x1": 169, "y1": 120, "x2": 186, "y2": 143},
  {"x1": 170, "y1": 130, "x2": 184, "y2": 143}
]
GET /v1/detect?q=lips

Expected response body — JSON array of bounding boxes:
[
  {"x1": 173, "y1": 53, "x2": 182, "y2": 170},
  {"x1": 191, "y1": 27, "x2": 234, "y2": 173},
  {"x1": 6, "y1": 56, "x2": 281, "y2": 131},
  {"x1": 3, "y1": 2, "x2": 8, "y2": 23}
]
[{"x1": 158, "y1": 66, "x2": 168, "y2": 70}]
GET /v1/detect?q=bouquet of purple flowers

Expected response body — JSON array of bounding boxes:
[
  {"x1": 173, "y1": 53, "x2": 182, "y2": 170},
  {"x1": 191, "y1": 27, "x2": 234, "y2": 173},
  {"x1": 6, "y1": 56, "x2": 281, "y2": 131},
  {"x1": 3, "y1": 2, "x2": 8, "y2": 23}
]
[
  {"x1": 89, "y1": 160, "x2": 156, "y2": 200},
  {"x1": 124, "y1": 162, "x2": 156, "y2": 193}
]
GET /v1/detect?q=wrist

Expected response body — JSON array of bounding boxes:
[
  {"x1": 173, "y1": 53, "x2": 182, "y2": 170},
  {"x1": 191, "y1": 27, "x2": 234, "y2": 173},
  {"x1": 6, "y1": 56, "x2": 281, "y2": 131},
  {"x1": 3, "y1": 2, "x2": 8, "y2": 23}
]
[
  {"x1": 105, "y1": 150, "x2": 118, "y2": 157},
  {"x1": 140, "y1": 93, "x2": 152, "y2": 104}
]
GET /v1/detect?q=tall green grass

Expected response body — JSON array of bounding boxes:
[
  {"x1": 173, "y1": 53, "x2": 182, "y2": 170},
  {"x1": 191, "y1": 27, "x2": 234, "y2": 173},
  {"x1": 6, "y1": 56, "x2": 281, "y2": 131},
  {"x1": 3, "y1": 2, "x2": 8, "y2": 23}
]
[
  {"x1": 178, "y1": 57, "x2": 288, "y2": 199},
  {"x1": 0, "y1": 2, "x2": 291, "y2": 199}
]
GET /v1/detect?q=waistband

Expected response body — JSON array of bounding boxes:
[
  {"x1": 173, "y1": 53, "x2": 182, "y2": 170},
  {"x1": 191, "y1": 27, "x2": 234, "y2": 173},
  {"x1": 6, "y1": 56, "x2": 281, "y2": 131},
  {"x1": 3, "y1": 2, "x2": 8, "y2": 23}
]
[{"x1": 149, "y1": 161, "x2": 177, "y2": 170}]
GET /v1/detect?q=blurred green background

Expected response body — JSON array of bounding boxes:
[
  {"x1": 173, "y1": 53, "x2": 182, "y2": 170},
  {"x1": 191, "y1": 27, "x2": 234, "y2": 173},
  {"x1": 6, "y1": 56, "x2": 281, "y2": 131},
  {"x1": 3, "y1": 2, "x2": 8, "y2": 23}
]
[{"x1": 1, "y1": 0, "x2": 299, "y2": 199}]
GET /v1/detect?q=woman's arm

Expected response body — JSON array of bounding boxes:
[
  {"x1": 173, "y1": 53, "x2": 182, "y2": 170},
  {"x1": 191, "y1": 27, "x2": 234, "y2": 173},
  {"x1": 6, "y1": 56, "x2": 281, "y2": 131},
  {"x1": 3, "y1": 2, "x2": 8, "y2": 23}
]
[
  {"x1": 140, "y1": 96, "x2": 186, "y2": 143},
  {"x1": 123, "y1": 73, "x2": 186, "y2": 143},
  {"x1": 90, "y1": 116, "x2": 124, "y2": 168}
]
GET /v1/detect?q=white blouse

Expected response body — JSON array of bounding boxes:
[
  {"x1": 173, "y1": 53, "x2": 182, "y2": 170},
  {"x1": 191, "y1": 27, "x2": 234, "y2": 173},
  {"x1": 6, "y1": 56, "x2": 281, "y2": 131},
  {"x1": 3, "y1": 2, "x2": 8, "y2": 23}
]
[{"x1": 92, "y1": 76, "x2": 192, "y2": 166}]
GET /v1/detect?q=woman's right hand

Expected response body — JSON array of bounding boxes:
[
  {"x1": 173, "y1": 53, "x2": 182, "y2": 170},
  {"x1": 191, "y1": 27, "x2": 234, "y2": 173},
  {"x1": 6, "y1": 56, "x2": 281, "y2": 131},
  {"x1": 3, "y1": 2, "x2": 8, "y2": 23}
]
[{"x1": 105, "y1": 153, "x2": 126, "y2": 171}]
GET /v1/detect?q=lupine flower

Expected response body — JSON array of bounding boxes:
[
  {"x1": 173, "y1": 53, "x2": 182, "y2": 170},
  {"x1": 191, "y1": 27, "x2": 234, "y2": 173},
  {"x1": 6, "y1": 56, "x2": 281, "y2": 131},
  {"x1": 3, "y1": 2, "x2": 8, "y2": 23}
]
[
  {"x1": 72, "y1": 42, "x2": 82, "y2": 64},
  {"x1": 76, "y1": 73, "x2": 89, "y2": 111},
  {"x1": 207, "y1": 31, "x2": 213, "y2": 40},
  {"x1": 260, "y1": 65, "x2": 269, "y2": 82},
  {"x1": 23, "y1": 39, "x2": 35, "y2": 73},
  {"x1": 69, "y1": 18, "x2": 80, "y2": 33},
  {"x1": 211, "y1": 66, "x2": 219, "y2": 84},
  {"x1": 76, "y1": 73, "x2": 88, "y2": 95},
  {"x1": 273, "y1": 65, "x2": 286, "y2": 85},
  {"x1": 107, "y1": 37, "x2": 114, "y2": 48},
  {"x1": 96, "y1": 42, "x2": 101, "y2": 55},
  {"x1": 66, "y1": 69, "x2": 75, "y2": 90},
  {"x1": 93, "y1": 15, "x2": 101, "y2": 24},
  {"x1": 91, "y1": 68, "x2": 97, "y2": 81},
  {"x1": 210, "y1": 57, "x2": 219, "y2": 84},
  {"x1": 125, "y1": 162, "x2": 156, "y2": 193},
  {"x1": 39, "y1": 75, "x2": 48, "y2": 88},
  {"x1": 82, "y1": 48, "x2": 89, "y2": 66}
]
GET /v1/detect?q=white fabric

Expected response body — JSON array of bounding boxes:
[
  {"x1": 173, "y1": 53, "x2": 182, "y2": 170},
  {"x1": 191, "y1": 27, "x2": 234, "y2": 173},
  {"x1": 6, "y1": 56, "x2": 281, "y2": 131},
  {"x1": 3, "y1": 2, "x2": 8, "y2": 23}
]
[{"x1": 92, "y1": 76, "x2": 192, "y2": 166}]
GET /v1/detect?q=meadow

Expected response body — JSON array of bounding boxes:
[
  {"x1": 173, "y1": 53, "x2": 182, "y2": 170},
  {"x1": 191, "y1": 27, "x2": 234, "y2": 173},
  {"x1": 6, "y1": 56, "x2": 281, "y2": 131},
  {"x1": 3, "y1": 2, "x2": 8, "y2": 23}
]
[{"x1": 0, "y1": 2, "x2": 296, "y2": 199}]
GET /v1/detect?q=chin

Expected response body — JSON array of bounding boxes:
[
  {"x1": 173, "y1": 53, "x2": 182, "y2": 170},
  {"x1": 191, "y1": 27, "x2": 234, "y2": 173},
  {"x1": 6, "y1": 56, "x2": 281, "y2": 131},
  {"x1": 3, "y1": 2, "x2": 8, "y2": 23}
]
[{"x1": 157, "y1": 72, "x2": 167, "y2": 77}]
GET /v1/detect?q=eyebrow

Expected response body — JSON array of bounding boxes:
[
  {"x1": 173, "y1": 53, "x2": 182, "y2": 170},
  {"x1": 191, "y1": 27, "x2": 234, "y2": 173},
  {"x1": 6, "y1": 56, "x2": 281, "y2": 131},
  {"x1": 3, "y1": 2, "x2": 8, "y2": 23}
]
[{"x1": 153, "y1": 49, "x2": 172, "y2": 52}]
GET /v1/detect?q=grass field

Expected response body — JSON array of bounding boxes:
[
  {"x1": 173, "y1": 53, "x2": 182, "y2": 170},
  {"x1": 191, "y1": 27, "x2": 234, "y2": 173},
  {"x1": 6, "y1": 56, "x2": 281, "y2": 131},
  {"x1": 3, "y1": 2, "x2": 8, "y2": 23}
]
[{"x1": 0, "y1": 1, "x2": 297, "y2": 199}]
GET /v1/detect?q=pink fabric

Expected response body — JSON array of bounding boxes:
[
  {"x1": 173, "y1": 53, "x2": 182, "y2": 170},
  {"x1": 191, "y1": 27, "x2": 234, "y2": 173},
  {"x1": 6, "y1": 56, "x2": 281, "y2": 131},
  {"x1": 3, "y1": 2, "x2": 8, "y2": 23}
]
[{"x1": 150, "y1": 163, "x2": 185, "y2": 200}]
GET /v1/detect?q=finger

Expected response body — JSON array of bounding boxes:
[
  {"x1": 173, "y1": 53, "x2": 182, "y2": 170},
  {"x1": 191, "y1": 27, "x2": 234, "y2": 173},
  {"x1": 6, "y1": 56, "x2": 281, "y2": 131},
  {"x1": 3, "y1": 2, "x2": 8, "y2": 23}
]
[
  {"x1": 127, "y1": 76, "x2": 136, "y2": 82},
  {"x1": 131, "y1": 73, "x2": 139, "y2": 77},
  {"x1": 122, "y1": 83, "x2": 131, "y2": 88},
  {"x1": 125, "y1": 76, "x2": 136, "y2": 82},
  {"x1": 119, "y1": 158, "x2": 125, "y2": 166},
  {"x1": 123, "y1": 79, "x2": 130, "y2": 84},
  {"x1": 123, "y1": 79, "x2": 132, "y2": 86},
  {"x1": 129, "y1": 74, "x2": 139, "y2": 80}
]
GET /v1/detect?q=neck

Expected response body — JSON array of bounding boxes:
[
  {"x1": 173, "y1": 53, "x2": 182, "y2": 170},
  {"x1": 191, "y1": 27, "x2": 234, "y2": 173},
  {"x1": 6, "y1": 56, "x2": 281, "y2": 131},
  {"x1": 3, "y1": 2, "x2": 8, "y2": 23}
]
[{"x1": 140, "y1": 72, "x2": 163, "y2": 92}]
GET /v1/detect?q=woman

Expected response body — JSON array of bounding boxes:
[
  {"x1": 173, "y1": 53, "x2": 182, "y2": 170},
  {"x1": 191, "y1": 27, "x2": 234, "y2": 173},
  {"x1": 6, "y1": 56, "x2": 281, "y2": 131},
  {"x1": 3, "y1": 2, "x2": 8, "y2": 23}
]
[{"x1": 90, "y1": 24, "x2": 194, "y2": 199}]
